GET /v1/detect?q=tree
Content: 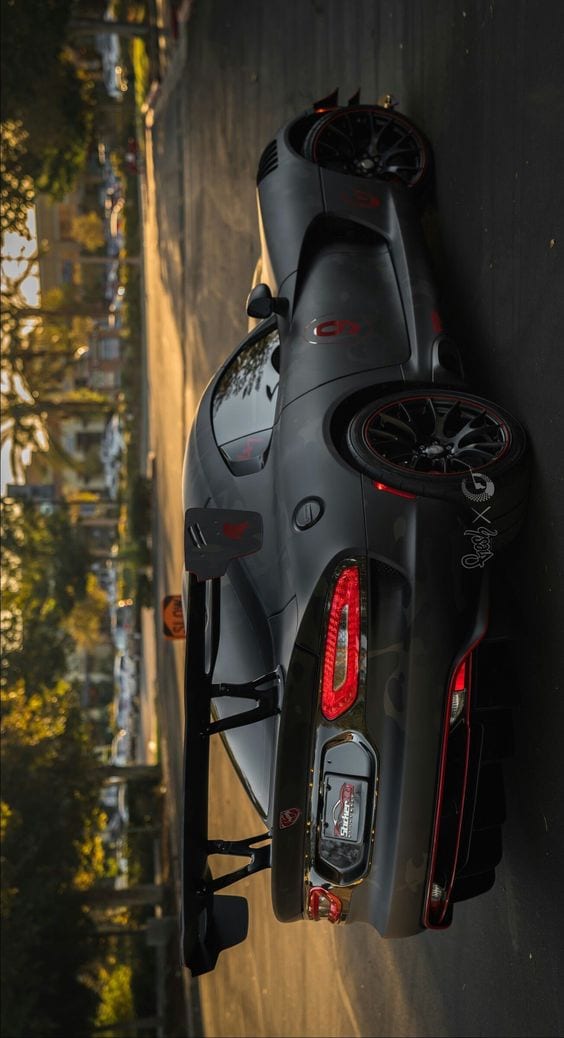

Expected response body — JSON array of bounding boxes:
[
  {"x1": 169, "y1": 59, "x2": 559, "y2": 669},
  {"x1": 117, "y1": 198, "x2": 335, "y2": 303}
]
[
  {"x1": 1, "y1": 272, "x2": 100, "y2": 414},
  {"x1": 2, "y1": 313, "x2": 94, "y2": 391},
  {"x1": 0, "y1": 498, "x2": 90, "y2": 694},
  {"x1": 1, "y1": 1, "x2": 93, "y2": 234},
  {"x1": 1, "y1": 385, "x2": 113, "y2": 483},
  {"x1": 93, "y1": 961, "x2": 135, "y2": 1035},
  {"x1": 69, "y1": 17, "x2": 149, "y2": 37},
  {"x1": 1, "y1": 265, "x2": 113, "y2": 478},
  {"x1": 1, "y1": 683, "x2": 103, "y2": 1038},
  {"x1": 1, "y1": 273, "x2": 108, "y2": 342},
  {"x1": 65, "y1": 572, "x2": 109, "y2": 652},
  {"x1": 72, "y1": 210, "x2": 106, "y2": 253},
  {"x1": 3, "y1": 386, "x2": 112, "y2": 419},
  {"x1": 0, "y1": 120, "x2": 36, "y2": 239},
  {"x1": 83, "y1": 885, "x2": 164, "y2": 908},
  {"x1": 98, "y1": 764, "x2": 161, "y2": 783}
]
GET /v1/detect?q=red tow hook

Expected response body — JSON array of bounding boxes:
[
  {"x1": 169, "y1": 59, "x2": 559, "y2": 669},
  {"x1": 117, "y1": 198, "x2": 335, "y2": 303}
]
[{"x1": 307, "y1": 886, "x2": 342, "y2": 923}]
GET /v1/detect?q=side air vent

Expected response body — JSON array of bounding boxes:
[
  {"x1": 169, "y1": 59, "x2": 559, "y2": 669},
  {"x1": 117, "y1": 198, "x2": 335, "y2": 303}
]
[
  {"x1": 373, "y1": 559, "x2": 409, "y2": 591},
  {"x1": 257, "y1": 140, "x2": 278, "y2": 184}
]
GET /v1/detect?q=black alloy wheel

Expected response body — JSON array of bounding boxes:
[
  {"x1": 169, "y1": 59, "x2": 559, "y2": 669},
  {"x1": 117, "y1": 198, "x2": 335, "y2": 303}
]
[
  {"x1": 346, "y1": 389, "x2": 530, "y2": 544},
  {"x1": 303, "y1": 105, "x2": 431, "y2": 189},
  {"x1": 360, "y1": 394, "x2": 510, "y2": 476}
]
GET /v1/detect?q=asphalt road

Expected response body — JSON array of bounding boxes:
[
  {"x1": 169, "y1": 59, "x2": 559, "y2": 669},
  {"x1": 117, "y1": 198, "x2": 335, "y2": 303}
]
[{"x1": 142, "y1": 2, "x2": 564, "y2": 1035}]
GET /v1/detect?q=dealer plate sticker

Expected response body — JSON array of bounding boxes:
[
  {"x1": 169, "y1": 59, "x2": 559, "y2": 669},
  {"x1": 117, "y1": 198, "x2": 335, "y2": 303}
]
[{"x1": 323, "y1": 774, "x2": 366, "y2": 843}]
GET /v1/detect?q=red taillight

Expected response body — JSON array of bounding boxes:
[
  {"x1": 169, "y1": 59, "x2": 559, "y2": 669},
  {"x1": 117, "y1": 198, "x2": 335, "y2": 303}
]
[
  {"x1": 307, "y1": 886, "x2": 342, "y2": 923},
  {"x1": 452, "y1": 657, "x2": 469, "y2": 692},
  {"x1": 449, "y1": 653, "x2": 472, "y2": 727},
  {"x1": 321, "y1": 565, "x2": 360, "y2": 720}
]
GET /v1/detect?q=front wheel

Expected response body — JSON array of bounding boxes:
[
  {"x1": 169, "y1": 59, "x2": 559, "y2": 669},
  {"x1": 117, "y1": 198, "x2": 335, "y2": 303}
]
[{"x1": 346, "y1": 388, "x2": 530, "y2": 545}]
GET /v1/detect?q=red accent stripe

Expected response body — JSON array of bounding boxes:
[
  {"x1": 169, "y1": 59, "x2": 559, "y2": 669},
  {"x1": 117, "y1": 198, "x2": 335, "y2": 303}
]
[
  {"x1": 423, "y1": 627, "x2": 488, "y2": 929},
  {"x1": 372, "y1": 481, "x2": 416, "y2": 500}
]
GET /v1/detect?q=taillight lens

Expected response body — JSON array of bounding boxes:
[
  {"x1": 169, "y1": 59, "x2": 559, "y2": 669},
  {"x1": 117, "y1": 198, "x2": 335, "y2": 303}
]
[
  {"x1": 449, "y1": 654, "x2": 471, "y2": 727},
  {"x1": 307, "y1": 886, "x2": 342, "y2": 923},
  {"x1": 321, "y1": 565, "x2": 360, "y2": 720},
  {"x1": 424, "y1": 636, "x2": 484, "y2": 930}
]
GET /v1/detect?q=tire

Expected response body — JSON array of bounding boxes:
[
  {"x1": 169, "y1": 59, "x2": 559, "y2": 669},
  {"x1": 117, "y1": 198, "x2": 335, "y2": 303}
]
[
  {"x1": 302, "y1": 105, "x2": 432, "y2": 191},
  {"x1": 346, "y1": 387, "x2": 530, "y2": 545}
]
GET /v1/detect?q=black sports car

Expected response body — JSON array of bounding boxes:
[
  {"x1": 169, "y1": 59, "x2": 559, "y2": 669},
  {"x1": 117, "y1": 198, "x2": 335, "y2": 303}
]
[{"x1": 175, "y1": 91, "x2": 530, "y2": 976}]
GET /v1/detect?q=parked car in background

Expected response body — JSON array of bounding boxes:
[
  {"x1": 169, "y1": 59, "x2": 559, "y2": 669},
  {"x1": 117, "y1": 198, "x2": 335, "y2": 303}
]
[
  {"x1": 110, "y1": 600, "x2": 134, "y2": 653},
  {"x1": 113, "y1": 681, "x2": 136, "y2": 732},
  {"x1": 104, "y1": 259, "x2": 120, "y2": 299},
  {"x1": 95, "y1": 9, "x2": 127, "y2": 101},
  {"x1": 100, "y1": 783, "x2": 119, "y2": 810},
  {"x1": 102, "y1": 413, "x2": 125, "y2": 500},
  {"x1": 111, "y1": 729, "x2": 132, "y2": 767}
]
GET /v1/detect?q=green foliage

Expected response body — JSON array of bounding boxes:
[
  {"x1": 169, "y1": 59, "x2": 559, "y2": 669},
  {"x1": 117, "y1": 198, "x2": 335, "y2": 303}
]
[
  {"x1": 1, "y1": 684, "x2": 101, "y2": 1037},
  {"x1": 128, "y1": 473, "x2": 151, "y2": 541},
  {"x1": 2, "y1": 312, "x2": 94, "y2": 395},
  {"x1": 136, "y1": 570, "x2": 153, "y2": 608},
  {"x1": 0, "y1": 0, "x2": 93, "y2": 234},
  {"x1": 1, "y1": 384, "x2": 113, "y2": 483},
  {"x1": 1, "y1": 0, "x2": 72, "y2": 123},
  {"x1": 94, "y1": 960, "x2": 135, "y2": 1031},
  {"x1": 1, "y1": 269, "x2": 112, "y2": 480},
  {"x1": 131, "y1": 37, "x2": 150, "y2": 121},
  {"x1": 64, "y1": 572, "x2": 109, "y2": 653},
  {"x1": 0, "y1": 120, "x2": 35, "y2": 238},
  {"x1": 0, "y1": 499, "x2": 90, "y2": 694},
  {"x1": 71, "y1": 210, "x2": 106, "y2": 253}
]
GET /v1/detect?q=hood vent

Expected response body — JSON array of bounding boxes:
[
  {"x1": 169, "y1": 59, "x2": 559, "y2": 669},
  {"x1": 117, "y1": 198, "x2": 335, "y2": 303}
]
[{"x1": 257, "y1": 140, "x2": 278, "y2": 184}]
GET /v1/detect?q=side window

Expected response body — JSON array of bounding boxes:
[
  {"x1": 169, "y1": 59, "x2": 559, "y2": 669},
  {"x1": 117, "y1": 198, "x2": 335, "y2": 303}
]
[{"x1": 212, "y1": 326, "x2": 280, "y2": 475}]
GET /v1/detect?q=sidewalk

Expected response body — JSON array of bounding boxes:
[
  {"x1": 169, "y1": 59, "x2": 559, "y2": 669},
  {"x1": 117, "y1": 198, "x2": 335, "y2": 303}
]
[
  {"x1": 136, "y1": 4, "x2": 201, "y2": 1034},
  {"x1": 136, "y1": 606, "x2": 159, "y2": 766},
  {"x1": 148, "y1": 0, "x2": 193, "y2": 82}
]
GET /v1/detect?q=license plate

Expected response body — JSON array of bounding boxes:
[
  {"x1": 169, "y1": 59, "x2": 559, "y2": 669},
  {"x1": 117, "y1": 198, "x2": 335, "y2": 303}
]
[{"x1": 322, "y1": 774, "x2": 366, "y2": 843}]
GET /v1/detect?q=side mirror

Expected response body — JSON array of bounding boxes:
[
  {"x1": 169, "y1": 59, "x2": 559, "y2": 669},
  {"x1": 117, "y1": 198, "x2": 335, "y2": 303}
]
[
  {"x1": 246, "y1": 283, "x2": 274, "y2": 319},
  {"x1": 246, "y1": 283, "x2": 287, "y2": 319}
]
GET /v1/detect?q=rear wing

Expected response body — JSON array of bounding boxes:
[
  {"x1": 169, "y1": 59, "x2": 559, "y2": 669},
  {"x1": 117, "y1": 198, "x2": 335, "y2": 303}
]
[{"x1": 181, "y1": 508, "x2": 280, "y2": 975}]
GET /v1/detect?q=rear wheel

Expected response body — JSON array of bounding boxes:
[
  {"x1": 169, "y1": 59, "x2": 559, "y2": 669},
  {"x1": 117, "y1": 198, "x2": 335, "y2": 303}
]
[
  {"x1": 346, "y1": 388, "x2": 530, "y2": 545},
  {"x1": 303, "y1": 105, "x2": 431, "y2": 190}
]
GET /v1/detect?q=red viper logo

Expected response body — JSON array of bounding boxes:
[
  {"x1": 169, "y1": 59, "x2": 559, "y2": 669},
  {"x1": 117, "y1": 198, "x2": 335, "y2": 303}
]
[
  {"x1": 222, "y1": 520, "x2": 249, "y2": 541},
  {"x1": 279, "y1": 807, "x2": 301, "y2": 830},
  {"x1": 236, "y1": 436, "x2": 260, "y2": 461},
  {"x1": 314, "y1": 319, "x2": 361, "y2": 338},
  {"x1": 431, "y1": 309, "x2": 444, "y2": 333},
  {"x1": 341, "y1": 188, "x2": 381, "y2": 209}
]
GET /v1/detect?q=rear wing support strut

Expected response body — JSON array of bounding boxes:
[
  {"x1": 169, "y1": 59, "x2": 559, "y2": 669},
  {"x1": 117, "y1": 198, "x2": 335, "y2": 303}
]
[
  {"x1": 206, "y1": 671, "x2": 280, "y2": 736},
  {"x1": 206, "y1": 834, "x2": 272, "y2": 893},
  {"x1": 181, "y1": 508, "x2": 279, "y2": 976}
]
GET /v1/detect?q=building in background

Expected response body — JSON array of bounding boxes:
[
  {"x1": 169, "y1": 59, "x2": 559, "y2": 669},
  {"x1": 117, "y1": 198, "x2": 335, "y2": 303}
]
[{"x1": 34, "y1": 189, "x2": 84, "y2": 293}]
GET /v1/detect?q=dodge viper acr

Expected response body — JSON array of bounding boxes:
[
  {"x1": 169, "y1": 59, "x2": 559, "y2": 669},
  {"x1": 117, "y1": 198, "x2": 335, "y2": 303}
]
[{"x1": 176, "y1": 91, "x2": 530, "y2": 975}]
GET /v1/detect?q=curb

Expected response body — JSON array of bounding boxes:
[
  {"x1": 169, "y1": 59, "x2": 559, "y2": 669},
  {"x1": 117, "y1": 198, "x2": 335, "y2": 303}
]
[{"x1": 138, "y1": 4, "x2": 202, "y2": 1033}]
